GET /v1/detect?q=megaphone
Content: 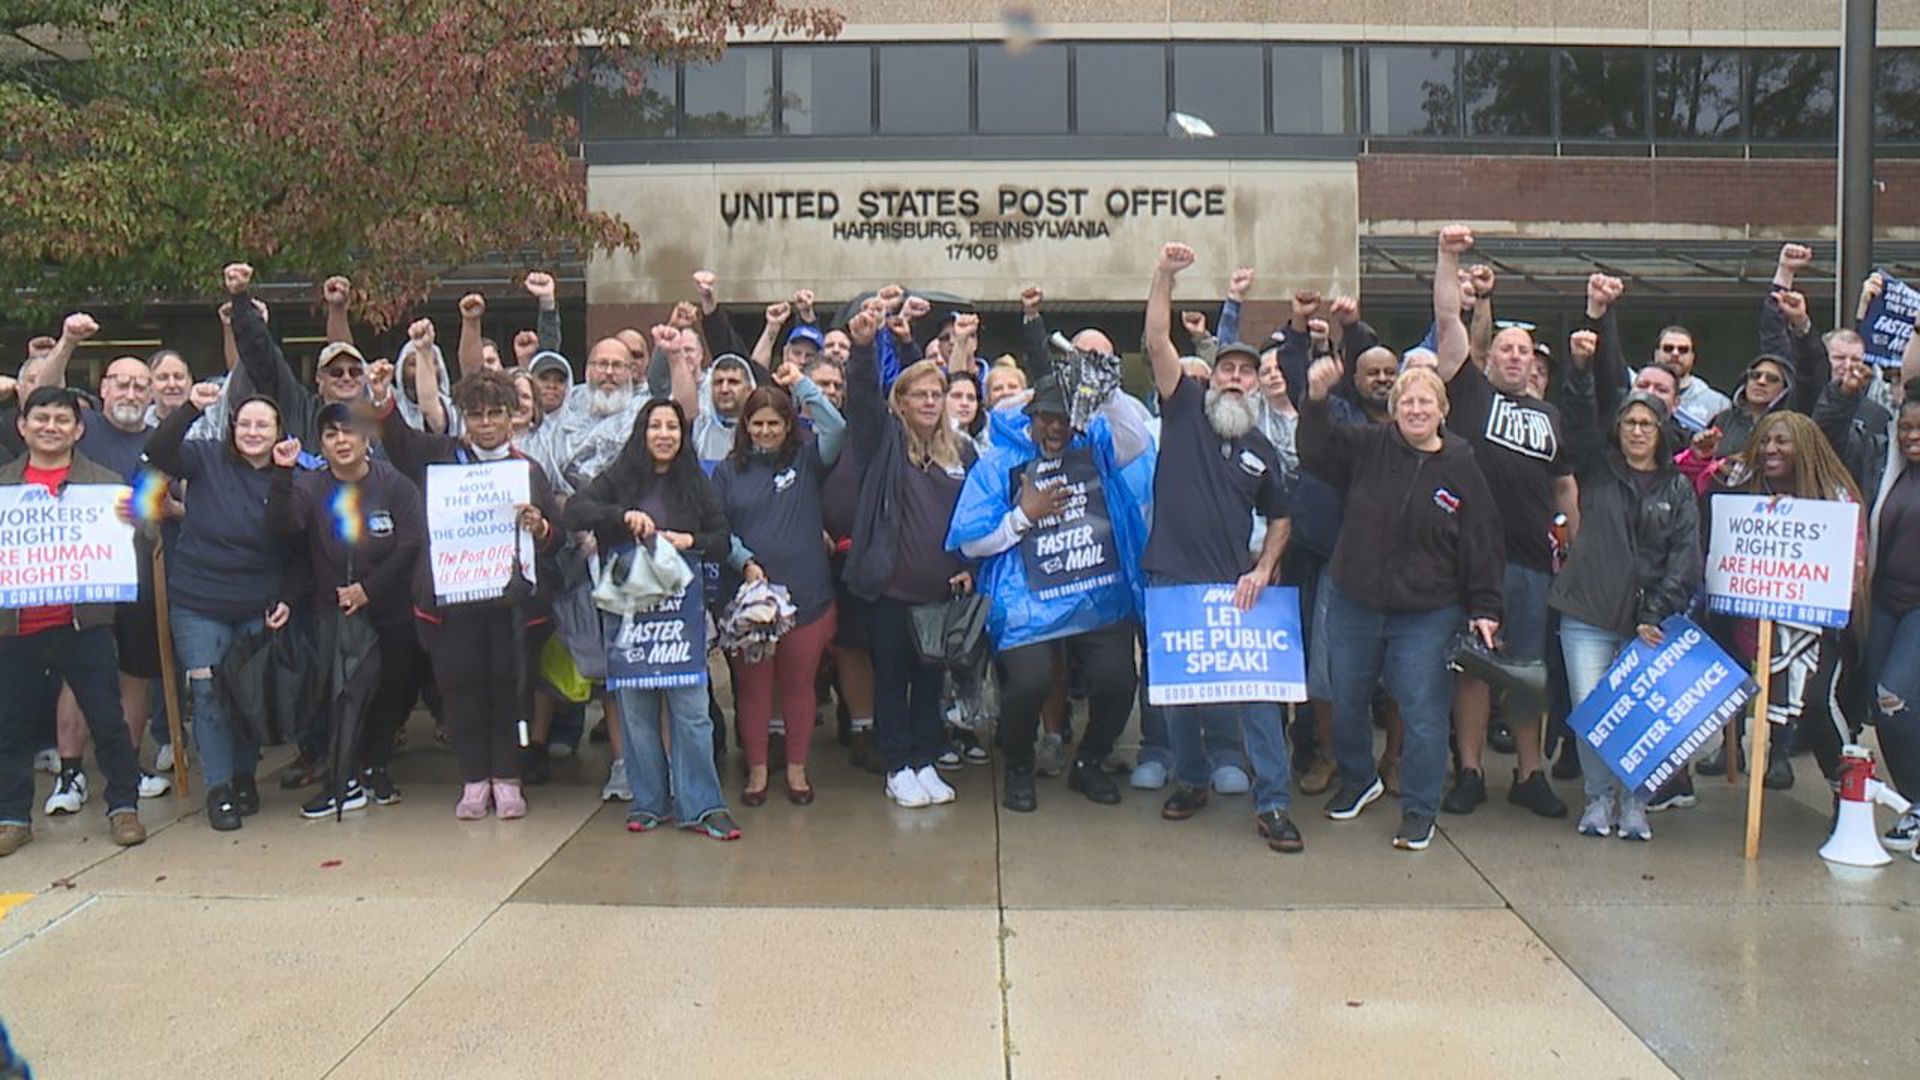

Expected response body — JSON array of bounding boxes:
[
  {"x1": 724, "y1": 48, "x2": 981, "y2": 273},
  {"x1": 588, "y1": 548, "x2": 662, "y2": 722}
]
[{"x1": 1819, "y1": 745, "x2": 1912, "y2": 868}]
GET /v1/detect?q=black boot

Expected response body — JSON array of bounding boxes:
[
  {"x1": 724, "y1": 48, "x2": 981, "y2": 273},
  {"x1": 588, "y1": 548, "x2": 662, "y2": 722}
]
[
  {"x1": 1066, "y1": 758, "x2": 1121, "y2": 805},
  {"x1": 206, "y1": 785, "x2": 242, "y2": 831},
  {"x1": 1002, "y1": 764, "x2": 1037, "y2": 813},
  {"x1": 1764, "y1": 735, "x2": 1795, "y2": 790}
]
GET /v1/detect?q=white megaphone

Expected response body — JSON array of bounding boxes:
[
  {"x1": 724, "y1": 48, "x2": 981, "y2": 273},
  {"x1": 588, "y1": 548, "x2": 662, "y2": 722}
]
[{"x1": 1820, "y1": 745, "x2": 1912, "y2": 868}]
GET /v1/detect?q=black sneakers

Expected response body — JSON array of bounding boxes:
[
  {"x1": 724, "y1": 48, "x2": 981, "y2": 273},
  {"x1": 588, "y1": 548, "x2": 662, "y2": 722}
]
[
  {"x1": 1066, "y1": 759, "x2": 1121, "y2": 805},
  {"x1": 207, "y1": 785, "x2": 242, "y2": 831},
  {"x1": 1002, "y1": 765, "x2": 1037, "y2": 813},
  {"x1": 1507, "y1": 770, "x2": 1568, "y2": 818},
  {"x1": 230, "y1": 774, "x2": 261, "y2": 817},
  {"x1": 301, "y1": 783, "x2": 369, "y2": 820},
  {"x1": 1645, "y1": 771, "x2": 1697, "y2": 812},
  {"x1": 1323, "y1": 776, "x2": 1384, "y2": 821},
  {"x1": 1160, "y1": 785, "x2": 1209, "y2": 820},
  {"x1": 1393, "y1": 812, "x2": 1436, "y2": 851},
  {"x1": 1441, "y1": 769, "x2": 1487, "y2": 815},
  {"x1": 1255, "y1": 810, "x2": 1304, "y2": 853},
  {"x1": 365, "y1": 767, "x2": 402, "y2": 806}
]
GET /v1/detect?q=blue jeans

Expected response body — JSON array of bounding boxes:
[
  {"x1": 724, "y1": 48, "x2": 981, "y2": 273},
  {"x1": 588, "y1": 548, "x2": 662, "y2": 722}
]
[
  {"x1": 1324, "y1": 583, "x2": 1459, "y2": 818},
  {"x1": 1135, "y1": 599, "x2": 1248, "y2": 774},
  {"x1": 616, "y1": 683, "x2": 726, "y2": 824},
  {"x1": 0, "y1": 625, "x2": 140, "y2": 824},
  {"x1": 171, "y1": 607, "x2": 263, "y2": 789},
  {"x1": 1865, "y1": 604, "x2": 1920, "y2": 798},
  {"x1": 1166, "y1": 699, "x2": 1291, "y2": 813},
  {"x1": 1559, "y1": 616, "x2": 1635, "y2": 804}
]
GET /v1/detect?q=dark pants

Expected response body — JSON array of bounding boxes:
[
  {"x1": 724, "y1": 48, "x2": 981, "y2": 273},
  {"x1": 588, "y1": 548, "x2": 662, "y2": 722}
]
[
  {"x1": 0, "y1": 626, "x2": 139, "y2": 824},
  {"x1": 363, "y1": 621, "x2": 425, "y2": 772},
  {"x1": 422, "y1": 608, "x2": 524, "y2": 782},
  {"x1": 996, "y1": 621, "x2": 1137, "y2": 770},
  {"x1": 870, "y1": 596, "x2": 947, "y2": 773}
]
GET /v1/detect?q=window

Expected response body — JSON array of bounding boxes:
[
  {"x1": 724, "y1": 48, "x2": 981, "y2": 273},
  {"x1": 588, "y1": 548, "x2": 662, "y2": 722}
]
[
  {"x1": 783, "y1": 46, "x2": 872, "y2": 135},
  {"x1": 1652, "y1": 50, "x2": 1741, "y2": 139},
  {"x1": 682, "y1": 49, "x2": 774, "y2": 136},
  {"x1": 580, "y1": 51, "x2": 674, "y2": 139},
  {"x1": 1368, "y1": 47, "x2": 1458, "y2": 136},
  {"x1": 877, "y1": 45, "x2": 970, "y2": 134},
  {"x1": 1272, "y1": 46, "x2": 1355, "y2": 135},
  {"x1": 1748, "y1": 50, "x2": 1836, "y2": 141},
  {"x1": 1463, "y1": 47, "x2": 1550, "y2": 136},
  {"x1": 1559, "y1": 48, "x2": 1646, "y2": 139},
  {"x1": 1075, "y1": 43, "x2": 1166, "y2": 134},
  {"x1": 1877, "y1": 50, "x2": 1920, "y2": 139},
  {"x1": 1173, "y1": 44, "x2": 1265, "y2": 135},
  {"x1": 978, "y1": 44, "x2": 1067, "y2": 134}
]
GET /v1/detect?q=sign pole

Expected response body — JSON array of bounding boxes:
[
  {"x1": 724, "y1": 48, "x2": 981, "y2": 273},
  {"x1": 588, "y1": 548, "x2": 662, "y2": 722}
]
[
  {"x1": 1743, "y1": 619, "x2": 1775, "y2": 860},
  {"x1": 151, "y1": 538, "x2": 190, "y2": 798}
]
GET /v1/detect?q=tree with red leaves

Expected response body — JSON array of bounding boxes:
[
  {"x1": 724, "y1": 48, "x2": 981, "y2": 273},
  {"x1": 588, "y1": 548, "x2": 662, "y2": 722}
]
[{"x1": 0, "y1": 1, "x2": 841, "y2": 326}]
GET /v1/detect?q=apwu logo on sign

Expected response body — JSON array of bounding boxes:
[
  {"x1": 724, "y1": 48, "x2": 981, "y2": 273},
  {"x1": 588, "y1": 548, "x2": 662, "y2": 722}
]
[{"x1": 1485, "y1": 396, "x2": 1557, "y2": 461}]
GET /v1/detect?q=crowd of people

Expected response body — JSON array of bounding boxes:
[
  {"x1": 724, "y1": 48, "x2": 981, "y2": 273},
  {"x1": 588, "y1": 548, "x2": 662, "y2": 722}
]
[{"x1": 1, "y1": 229, "x2": 1916, "y2": 860}]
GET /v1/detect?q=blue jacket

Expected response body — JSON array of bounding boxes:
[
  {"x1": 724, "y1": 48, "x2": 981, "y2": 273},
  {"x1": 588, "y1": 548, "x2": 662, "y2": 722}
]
[{"x1": 946, "y1": 409, "x2": 1152, "y2": 650}]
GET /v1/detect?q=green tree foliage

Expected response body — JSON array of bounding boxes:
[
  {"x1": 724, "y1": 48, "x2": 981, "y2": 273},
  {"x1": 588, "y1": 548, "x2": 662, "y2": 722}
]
[{"x1": 0, "y1": 0, "x2": 841, "y2": 326}]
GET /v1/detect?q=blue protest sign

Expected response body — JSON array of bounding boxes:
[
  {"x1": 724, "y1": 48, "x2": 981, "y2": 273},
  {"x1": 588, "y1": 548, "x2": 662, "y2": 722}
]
[
  {"x1": 602, "y1": 571, "x2": 708, "y2": 690},
  {"x1": 1861, "y1": 269, "x2": 1920, "y2": 369},
  {"x1": 1566, "y1": 616, "x2": 1757, "y2": 800},
  {"x1": 1145, "y1": 584, "x2": 1305, "y2": 706}
]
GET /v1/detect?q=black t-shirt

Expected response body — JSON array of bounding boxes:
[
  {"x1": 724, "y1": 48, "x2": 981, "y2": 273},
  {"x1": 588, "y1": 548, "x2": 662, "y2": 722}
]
[
  {"x1": 78, "y1": 420, "x2": 152, "y2": 482},
  {"x1": 713, "y1": 443, "x2": 834, "y2": 625},
  {"x1": 1446, "y1": 364, "x2": 1569, "y2": 572},
  {"x1": 1143, "y1": 377, "x2": 1291, "y2": 584}
]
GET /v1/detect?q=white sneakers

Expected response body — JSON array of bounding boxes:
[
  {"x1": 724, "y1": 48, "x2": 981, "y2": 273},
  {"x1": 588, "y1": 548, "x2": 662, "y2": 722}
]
[
  {"x1": 155, "y1": 742, "x2": 175, "y2": 772},
  {"x1": 601, "y1": 759, "x2": 633, "y2": 803},
  {"x1": 887, "y1": 766, "x2": 957, "y2": 808},
  {"x1": 138, "y1": 771, "x2": 173, "y2": 799},
  {"x1": 45, "y1": 770, "x2": 87, "y2": 815},
  {"x1": 33, "y1": 748, "x2": 60, "y2": 775}
]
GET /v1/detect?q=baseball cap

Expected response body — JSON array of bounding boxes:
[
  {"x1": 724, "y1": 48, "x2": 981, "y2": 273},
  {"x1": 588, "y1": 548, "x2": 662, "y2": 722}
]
[
  {"x1": 1213, "y1": 341, "x2": 1262, "y2": 367},
  {"x1": 317, "y1": 341, "x2": 365, "y2": 369},
  {"x1": 786, "y1": 325, "x2": 826, "y2": 351},
  {"x1": 1023, "y1": 374, "x2": 1069, "y2": 417},
  {"x1": 528, "y1": 351, "x2": 571, "y2": 380}
]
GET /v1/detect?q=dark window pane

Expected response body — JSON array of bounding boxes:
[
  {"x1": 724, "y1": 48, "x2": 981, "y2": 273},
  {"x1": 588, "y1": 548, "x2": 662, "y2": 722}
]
[
  {"x1": 783, "y1": 46, "x2": 871, "y2": 135},
  {"x1": 1272, "y1": 45, "x2": 1355, "y2": 134},
  {"x1": 1173, "y1": 43, "x2": 1265, "y2": 134},
  {"x1": 878, "y1": 45, "x2": 969, "y2": 134},
  {"x1": 1463, "y1": 47, "x2": 1550, "y2": 136},
  {"x1": 1367, "y1": 47, "x2": 1458, "y2": 136},
  {"x1": 581, "y1": 50, "x2": 674, "y2": 139},
  {"x1": 1749, "y1": 50, "x2": 1836, "y2": 140},
  {"x1": 682, "y1": 49, "x2": 774, "y2": 136},
  {"x1": 1076, "y1": 43, "x2": 1166, "y2": 134},
  {"x1": 1559, "y1": 48, "x2": 1646, "y2": 138},
  {"x1": 978, "y1": 44, "x2": 1067, "y2": 134},
  {"x1": 1877, "y1": 50, "x2": 1920, "y2": 139},
  {"x1": 1652, "y1": 50, "x2": 1741, "y2": 139}
]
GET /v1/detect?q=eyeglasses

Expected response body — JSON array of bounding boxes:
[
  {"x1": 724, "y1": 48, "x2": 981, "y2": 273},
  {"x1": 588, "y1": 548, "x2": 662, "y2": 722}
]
[
  {"x1": 902, "y1": 389, "x2": 944, "y2": 404},
  {"x1": 586, "y1": 359, "x2": 627, "y2": 372},
  {"x1": 1619, "y1": 418, "x2": 1660, "y2": 432},
  {"x1": 323, "y1": 365, "x2": 364, "y2": 379},
  {"x1": 1494, "y1": 319, "x2": 1537, "y2": 332},
  {"x1": 1749, "y1": 369, "x2": 1784, "y2": 385},
  {"x1": 1659, "y1": 343, "x2": 1694, "y2": 355},
  {"x1": 470, "y1": 407, "x2": 512, "y2": 423}
]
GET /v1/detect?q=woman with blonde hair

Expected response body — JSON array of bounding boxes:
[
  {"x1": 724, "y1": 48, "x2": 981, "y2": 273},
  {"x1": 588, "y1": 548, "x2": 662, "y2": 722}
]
[
  {"x1": 984, "y1": 357, "x2": 1030, "y2": 410},
  {"x1": 844, "y1": 310, "x2": 978, "y2": 808}
]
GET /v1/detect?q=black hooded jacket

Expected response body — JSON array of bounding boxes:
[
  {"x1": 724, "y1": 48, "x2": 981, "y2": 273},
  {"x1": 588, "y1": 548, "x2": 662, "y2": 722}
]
[{"x1": 1547, "y1": 370, "x2": 1703, "y2": 636}]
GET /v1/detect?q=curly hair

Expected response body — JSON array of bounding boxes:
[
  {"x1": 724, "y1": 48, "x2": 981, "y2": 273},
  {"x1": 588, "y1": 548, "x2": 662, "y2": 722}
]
[{"x1": 1734, "y1": 411, "x2": 1862, "y2": 504}]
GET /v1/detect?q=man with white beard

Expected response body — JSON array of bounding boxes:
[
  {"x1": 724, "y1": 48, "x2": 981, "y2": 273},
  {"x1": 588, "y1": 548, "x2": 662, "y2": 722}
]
[
  {"x1": 530, "y1": 335, "x2": 649, "y2": 499},
  {"x1": 1140, "y1": 243, "x2": 1301, "y2": 849}
]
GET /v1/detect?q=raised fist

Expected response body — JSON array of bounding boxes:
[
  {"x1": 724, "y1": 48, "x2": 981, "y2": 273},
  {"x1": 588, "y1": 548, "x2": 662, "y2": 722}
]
[
  {"x1": 1180, "y1": 311, "x2": 1208, "y2": 336},
  {"x1": 1568, "y1": 329, "x2": 1598, "y2": 369},
  {"x1": 774, "y1": 360, "x2": 802, "y2": 388},
  {"x1": 1836, "y1": 356, "x2": 1874, "y2": 395},
  {"x1": 1778, "y1": 243, "x2": 1814, "y2": 273},
  {"x1": 512, "y1": 330, "x2": 540, "y2": 365},
  {"x1": 1306, "y1": 356, "x2": 1344, "y2": 401},
  {"x1": 765, "y1": 301, "x2": 792, "y2": 327},
  {"x1": 459, "y1": 294, "x2": 486, "y2": 319},
  {"x1": 223, "y1": 263, "x2": 254, "y2": 295},
  {"x1": 669, "y1": 301, "x2": 698, "y2": 330},
  {"x1": 1774, "y1": 289, "x2": 1810, "y2": 329},
  {"x1": 951, "y1": 312, "x2": 979, "y2": 338},
  {"x1": 367, "y1": 360, "x2": 395, "y2": 396},
  {"x1": 848, "y1": 309, "x2": 880, "y2": 347},
  {"x1": 1438, "y1": 224, "x2": 1475, "y2": 255},
  {"x1": 649, "y1": 324, "x2": 679, "y2": 350},
  {"x1": 271, "y1": 437, "x2": 303, "y2": 469},
  {"x1": 322, "y1": 275, "x2": 352, "y2": 307},
  {"x1": 691, "y1": 271, "x2": 717, "y2": 299},
  {"x1": 217, "y1": 301, "x2": 233, "y2": 326},
  {"x1": 1587, "y1": 272, "x2": 1624, "y2": 313},
  {"x1": 886, "y1": 313, "x2": 913, "y2": 342},
  {"x1": 1329, "y1": 296, "x2": 1360, "y2": 326},
  {"x1": 902, "y1": 295, "x2": 932, "y2": 321},
  {"x1": 1468, "y1": 264, "x2": 1496, "y2": 298},
  {"x1": 523, "y1": 271, "x2": 556, "y2": 302},
  {"x1": 876, "y1": 284, "x2": 905, "y2": 312},
  {"x1": 1228, "y1": 267, "x2": 1255, "y2": 302},
  {"x1": 1307, "y1": 317, "x2": 1330, "y2": 344},
  {"x1": 1290, "y1": 289, "x2": 1321, "y2": 330},
  {"x1": 406, "y1": 318, "x2": 435, "y2": 351},
  {"x1": 61, "y1": 312, "x2": 99, "y2": 341},
  {"x1": 792, "y1": 288, "x2": 815, "y2": 313},
  {"x1": 1157, "y1": 243, "x2": 1196, "y2": 274},
  {"x1": 188, "y1": 381, "x2": 222, "y2": 410},
  {"x1": 1020, "y1": 286, "x2": 1043, "y2": 315}
]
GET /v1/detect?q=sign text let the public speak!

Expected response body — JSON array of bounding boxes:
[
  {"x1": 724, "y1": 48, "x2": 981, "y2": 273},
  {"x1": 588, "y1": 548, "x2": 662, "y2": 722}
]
[
  {"x1": 0, "y1": 484, "x2": 138, "y2": 607},
  {"x1": 1705, "y1": 495, "x2": 1859, "y2": 628},
  {"x1": 1145, "y1": 584, "x2": 1305, "y2": 706}
]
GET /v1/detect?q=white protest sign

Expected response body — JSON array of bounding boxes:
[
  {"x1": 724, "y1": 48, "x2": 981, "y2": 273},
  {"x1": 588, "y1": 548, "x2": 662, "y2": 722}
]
[
  {"x1": 0, "y1": 483, "x2": 137, "y2": 607},
  {"x1": 1706, "y1": 495, "x2": 1859, "y2": 629},
  {"x1": 426, "y1": 461, "x2": 533, "y2": 604}
]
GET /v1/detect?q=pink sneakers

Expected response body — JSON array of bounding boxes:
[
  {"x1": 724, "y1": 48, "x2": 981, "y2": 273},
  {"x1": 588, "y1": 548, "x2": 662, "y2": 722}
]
[
  {"x1": 455, "y1": 781, "x2": 492, "y2": 820},
  {"x1": 492, "y1": 780, "x2": 527, "y2": 820}
]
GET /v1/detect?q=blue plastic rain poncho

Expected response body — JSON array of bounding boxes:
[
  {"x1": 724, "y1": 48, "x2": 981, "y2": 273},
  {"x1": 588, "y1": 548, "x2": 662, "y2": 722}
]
[{"x1": 946, "y1": 406, "x2": 1153, "y2": 651}]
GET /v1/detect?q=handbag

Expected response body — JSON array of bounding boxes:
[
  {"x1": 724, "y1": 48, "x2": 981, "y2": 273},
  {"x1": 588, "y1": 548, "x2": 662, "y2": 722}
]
[
  {"x1": 1446, "y1": 632, "x2": 1547, "y2": 705},
  {"x1": 909, "y1": 592, "x2": 991, "y2": 671}
]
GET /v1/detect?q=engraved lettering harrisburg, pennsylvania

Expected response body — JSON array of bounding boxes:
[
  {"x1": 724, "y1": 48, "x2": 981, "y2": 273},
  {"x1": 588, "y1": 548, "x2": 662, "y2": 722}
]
[{"x1": 718, "y1": 184, "x2": 1228, "y2": 263}]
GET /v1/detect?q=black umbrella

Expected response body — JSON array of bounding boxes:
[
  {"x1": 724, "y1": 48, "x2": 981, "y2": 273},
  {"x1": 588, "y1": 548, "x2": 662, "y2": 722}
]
[
  {"x1": 215, "y1": 624, "x2": 321, "y2": 750},
  {"x1": 315, "y1": 561, "x2": 383, "y2": 820},
  {"x1": 832, "y1": 289, "x2": 974, "y2": 349},
  {"x1": 506, "y1": 531, "x2": 535, "y2": 751}
]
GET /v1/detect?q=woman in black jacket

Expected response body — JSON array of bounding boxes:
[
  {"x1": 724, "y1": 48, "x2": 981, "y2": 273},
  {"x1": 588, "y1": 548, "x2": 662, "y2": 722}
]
[
  {"x1": 563, "y1": 399, "x2": 738, "y2": 840},
  {"x1": 1298, "y1": 358, "x2": 1504, "y2": 852},
  {"x1": 1548, "y1": 330, "x2": 1703, "y2": 841}
]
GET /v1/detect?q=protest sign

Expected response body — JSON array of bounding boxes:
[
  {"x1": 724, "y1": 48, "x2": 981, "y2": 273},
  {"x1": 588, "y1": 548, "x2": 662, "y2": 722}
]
[
  {"x1": 0, "y1": 483, "x2": 137, "y2": 607},
  {"x1": 603, "y1": 565, "x2": 707, "y2": 690},
  {"x1": 425, "y1": 462, "x2": 533, "y2": 605},
  {"x1": 1019, "y1": 447, "x2": 1119, "y2": 600},
  {"x1": 1861, "y1": 268, "x2": 1920, "y2": 369},
  {"x1": 1566, "y1": 616, "x2": 1758, "y2": 802},
  {"x1": 1145, "y1": 584, "x2": 1304, "y2": 705},
  {"x1": 1706, "y1": 495, "x2": 1859, "y2": 628}
]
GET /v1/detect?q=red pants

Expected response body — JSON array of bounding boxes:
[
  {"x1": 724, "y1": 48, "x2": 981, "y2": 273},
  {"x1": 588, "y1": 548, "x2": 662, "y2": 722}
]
[{"x1": 736, "y1": 604, "x2": 838, "y2": 769}]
